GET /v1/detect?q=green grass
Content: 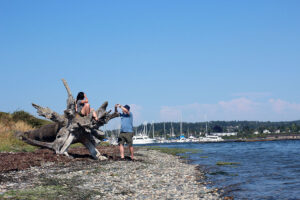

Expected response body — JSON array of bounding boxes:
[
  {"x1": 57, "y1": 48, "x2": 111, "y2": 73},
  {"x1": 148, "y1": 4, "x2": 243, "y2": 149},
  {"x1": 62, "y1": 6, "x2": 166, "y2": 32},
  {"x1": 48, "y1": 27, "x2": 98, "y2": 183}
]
[
  {"x1": 0, "y1": 131, "x2": 38, "y2": 152},
  {"x1": 0, "y1": 176, "x2": 104, "y2": 200},
  {"x1": 69, "y1": 143, "x2": 84, "y2": 148},
  {"x1": 0, "y1": 185, "x2": 68, "y2": 200},
  {"x1": 0, "y1": 142, "x2": 37, "y2": 152},
  {"x1": 145, "y1": 147, "x2": 201, "y2": 156},
  {"x1": 98, "y1": 141, "x2": 111, "y2": 147},
  {"x1": 216, "y1": 161, "x2": 240, "y2": 166},
  {"x1": 69, "y1": 141, "x2": 111, "y2": 149}
]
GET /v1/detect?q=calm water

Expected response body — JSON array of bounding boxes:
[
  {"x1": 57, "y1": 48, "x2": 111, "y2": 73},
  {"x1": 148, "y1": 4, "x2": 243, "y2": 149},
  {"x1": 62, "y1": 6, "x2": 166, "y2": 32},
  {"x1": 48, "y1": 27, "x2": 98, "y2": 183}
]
[{"x1": 146, "y1": 140, "x2": 300, "y2": 200}]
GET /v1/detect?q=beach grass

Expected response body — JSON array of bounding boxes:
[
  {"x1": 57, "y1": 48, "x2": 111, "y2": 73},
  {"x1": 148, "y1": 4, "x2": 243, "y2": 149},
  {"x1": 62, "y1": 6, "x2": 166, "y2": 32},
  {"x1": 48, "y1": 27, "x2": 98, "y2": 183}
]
[
  {"x1": 0, "y1": 121, "x2": 37, "y2": 152},
  {"x1": 0, "y1": 111, "x2": 46, "y2": 152}
]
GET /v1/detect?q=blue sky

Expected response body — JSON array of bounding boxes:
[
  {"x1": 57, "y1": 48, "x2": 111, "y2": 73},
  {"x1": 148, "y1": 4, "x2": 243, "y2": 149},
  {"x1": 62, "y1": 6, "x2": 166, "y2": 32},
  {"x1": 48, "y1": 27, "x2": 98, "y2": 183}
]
[{"x1": 1, "y1": 1, "x2": 300, "y2": 129}]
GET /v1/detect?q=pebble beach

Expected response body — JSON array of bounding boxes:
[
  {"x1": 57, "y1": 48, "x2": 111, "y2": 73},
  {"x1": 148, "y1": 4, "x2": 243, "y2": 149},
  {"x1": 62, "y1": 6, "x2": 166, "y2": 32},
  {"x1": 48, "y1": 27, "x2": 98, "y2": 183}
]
[{"x1": 0, "y1": 147, "x2": 221, "y2": 199}]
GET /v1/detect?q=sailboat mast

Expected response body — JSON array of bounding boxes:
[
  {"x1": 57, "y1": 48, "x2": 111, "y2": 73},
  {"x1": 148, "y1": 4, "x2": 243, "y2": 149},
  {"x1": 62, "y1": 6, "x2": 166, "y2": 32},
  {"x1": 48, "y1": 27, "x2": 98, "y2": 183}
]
[
  {"x1": 205, "y1": 114, "x2": 208, "y2": 136},
  {"x1": 180, "y1": 113, "x2": 183, "y2": 136},
  {"x1": 171, "y1": 122, "x2": 174, "y2": 137},
  {"x1": 206, "y1": 121, "x2": 208, "y2": 136},
  {"x1": 180, "y1": 121, "x2": 182, "y2": 135},
  {"x1": 164, "y1": 122, "x2": 166, "y2": 139},
  {"x1": 152, "y1": 122, "x2": 155, "y2": 139}
]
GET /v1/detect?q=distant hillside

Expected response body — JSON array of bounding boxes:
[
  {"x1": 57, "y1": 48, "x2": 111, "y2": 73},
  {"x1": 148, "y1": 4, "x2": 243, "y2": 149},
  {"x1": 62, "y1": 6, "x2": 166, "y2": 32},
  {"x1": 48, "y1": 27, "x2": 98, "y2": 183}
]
[{"x1": 0, "y1": 111, "x2": 51, "y2": 128}]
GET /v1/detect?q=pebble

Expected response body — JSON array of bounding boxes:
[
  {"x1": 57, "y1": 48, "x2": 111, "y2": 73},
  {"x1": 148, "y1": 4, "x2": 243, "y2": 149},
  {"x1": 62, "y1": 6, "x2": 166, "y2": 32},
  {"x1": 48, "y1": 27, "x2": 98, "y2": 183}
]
[{"x1": 0, "y1": 148, "x2": 221, "y2": 199}]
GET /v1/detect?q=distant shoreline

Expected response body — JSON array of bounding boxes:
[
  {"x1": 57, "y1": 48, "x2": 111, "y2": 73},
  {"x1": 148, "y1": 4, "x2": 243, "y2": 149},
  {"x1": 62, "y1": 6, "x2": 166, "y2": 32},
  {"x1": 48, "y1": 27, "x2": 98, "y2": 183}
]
[{"x1": 224, "y1": 135, "x2": 300, "y2": 143}]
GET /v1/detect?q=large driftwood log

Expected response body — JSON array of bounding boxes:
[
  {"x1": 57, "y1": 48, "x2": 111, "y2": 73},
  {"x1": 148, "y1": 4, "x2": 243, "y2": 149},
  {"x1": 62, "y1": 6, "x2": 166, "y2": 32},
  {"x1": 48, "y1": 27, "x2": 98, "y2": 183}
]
[{"x1": 19, "y1": 79, "x2": 119, "y2": 160}]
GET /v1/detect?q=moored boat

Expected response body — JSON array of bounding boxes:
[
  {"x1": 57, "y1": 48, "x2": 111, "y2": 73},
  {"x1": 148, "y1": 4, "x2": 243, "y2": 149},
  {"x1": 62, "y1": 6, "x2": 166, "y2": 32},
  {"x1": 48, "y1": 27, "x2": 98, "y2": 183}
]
[
  {"x1": 133, "y1": 134, "x2": 157, "y2": 144},
  {"x1": 199, "y1": 135, "x2": 224, "y2": 142}
]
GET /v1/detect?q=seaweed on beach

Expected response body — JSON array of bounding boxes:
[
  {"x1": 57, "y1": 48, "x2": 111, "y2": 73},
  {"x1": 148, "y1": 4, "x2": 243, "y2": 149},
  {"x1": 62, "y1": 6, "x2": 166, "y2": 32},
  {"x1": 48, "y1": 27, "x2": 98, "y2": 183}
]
[{"x1": 145, "y1": 147, "x2": 201, "y2": 156}]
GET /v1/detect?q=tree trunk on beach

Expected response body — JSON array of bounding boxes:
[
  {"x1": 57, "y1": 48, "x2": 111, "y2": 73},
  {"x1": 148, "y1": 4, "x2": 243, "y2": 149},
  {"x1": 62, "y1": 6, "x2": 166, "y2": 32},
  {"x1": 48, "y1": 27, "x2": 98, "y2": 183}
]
[{"x1": 18, "y1": 79, "x2": 119, "y2": 160}]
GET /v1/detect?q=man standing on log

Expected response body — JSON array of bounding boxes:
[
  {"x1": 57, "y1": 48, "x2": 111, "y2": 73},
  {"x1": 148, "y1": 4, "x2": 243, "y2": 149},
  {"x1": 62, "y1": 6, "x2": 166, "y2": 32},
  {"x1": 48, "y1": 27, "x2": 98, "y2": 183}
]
[{"x1": 115, "y1": 104, "x2": 134, "y2": 160}]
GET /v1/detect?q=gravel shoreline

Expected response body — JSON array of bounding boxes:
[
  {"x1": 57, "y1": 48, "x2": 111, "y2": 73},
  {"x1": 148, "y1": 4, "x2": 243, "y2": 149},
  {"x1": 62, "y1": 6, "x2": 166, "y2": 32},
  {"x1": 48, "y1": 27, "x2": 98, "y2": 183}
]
[{"x1": 0, "y1": 147, "x2": 221, "y2": 199}]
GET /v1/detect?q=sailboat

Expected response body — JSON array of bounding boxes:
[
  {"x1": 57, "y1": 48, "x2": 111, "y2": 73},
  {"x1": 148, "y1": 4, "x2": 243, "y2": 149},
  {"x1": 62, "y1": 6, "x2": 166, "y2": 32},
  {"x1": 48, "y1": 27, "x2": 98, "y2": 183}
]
[
  {"x1": 176, "y1": 120, "x2": 188, "y2": 142},
  {"x1": 199, "y1": 135, "x2": 224, "y2": 142},
  {"x1": 157, "y1": 122, "x2": 171, "y2": 143},
  {"x1": 198, "y1": 119, "x2": 224, "y2": 142},
  {"x1": 133, "y1": 122, "x2": 157, "y2": 144}
]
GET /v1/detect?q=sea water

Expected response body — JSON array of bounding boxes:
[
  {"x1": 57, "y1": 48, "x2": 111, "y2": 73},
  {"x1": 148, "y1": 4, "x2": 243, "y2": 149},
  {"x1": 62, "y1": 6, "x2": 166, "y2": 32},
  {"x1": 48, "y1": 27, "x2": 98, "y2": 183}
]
[{"x1": 146, "y1": 140, "x2": 300, "y2": 200}]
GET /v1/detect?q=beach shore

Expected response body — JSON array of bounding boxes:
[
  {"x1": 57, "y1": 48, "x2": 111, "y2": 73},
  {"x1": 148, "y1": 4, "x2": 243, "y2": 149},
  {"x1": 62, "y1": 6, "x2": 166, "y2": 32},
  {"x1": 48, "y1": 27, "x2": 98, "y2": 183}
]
[{"x1": 0, "y1": 147, "x2": 220, "y2": 199}]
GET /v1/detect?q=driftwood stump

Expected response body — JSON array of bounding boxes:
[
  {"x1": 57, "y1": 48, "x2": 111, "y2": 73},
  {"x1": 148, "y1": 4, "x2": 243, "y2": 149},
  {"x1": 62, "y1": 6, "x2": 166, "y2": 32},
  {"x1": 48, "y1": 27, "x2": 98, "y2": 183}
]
[{"x1": 19, "y1": 79, "x2": 119, "y2": 160}]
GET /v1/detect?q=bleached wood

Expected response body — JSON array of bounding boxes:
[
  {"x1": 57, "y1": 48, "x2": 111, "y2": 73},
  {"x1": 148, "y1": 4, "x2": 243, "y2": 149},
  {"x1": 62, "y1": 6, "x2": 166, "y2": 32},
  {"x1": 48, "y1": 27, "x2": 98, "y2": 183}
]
[
  {"x1": 32, "y1": 103, "x2": 66, "y2": 125},
  {"x1": 19, "y1": 79, "x2": 120, "y2": 160}
]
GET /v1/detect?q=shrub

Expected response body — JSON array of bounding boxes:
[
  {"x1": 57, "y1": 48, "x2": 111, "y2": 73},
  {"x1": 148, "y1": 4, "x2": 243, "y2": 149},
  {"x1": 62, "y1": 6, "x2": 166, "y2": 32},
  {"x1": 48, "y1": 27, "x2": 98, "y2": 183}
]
[{"x1": 12, "y1": 110, "x2": 50, "y2": 128}]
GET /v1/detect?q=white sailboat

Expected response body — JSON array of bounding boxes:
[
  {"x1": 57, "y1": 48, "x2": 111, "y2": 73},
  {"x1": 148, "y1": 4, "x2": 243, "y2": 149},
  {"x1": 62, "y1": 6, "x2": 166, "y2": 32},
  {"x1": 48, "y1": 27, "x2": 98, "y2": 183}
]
[
  {"x1": 198, "y1": 118, "x2": 224, "y2": 142},
  {"x1": 199, "y1": 135, "x2": 224, "y2": 142},
  {"x1": 133, "y1": 122, "x2": 157, "y2": 144}
]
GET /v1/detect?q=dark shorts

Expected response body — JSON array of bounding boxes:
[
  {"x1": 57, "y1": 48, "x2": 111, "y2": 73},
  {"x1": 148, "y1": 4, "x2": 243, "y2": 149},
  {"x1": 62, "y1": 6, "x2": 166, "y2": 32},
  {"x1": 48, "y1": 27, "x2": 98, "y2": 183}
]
[{"x1": 118, "y1": 132, "x2": 133, "y2": 146}]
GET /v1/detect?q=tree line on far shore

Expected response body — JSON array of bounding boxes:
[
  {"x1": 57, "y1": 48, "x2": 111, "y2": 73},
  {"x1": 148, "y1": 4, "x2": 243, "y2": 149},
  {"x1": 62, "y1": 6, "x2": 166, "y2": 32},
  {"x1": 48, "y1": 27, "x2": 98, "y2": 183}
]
[{"x1": 107, "y1": 120, "x2": 300, "y2": 139}]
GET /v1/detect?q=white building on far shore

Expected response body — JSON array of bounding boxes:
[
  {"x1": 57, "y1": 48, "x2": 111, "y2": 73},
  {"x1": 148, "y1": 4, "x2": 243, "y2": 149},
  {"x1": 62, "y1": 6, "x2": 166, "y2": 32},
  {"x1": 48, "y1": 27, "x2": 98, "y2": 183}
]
[{"x1": 263, "y1": 129, "x2": 271, "y2": 134}]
